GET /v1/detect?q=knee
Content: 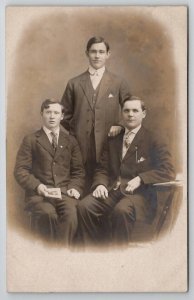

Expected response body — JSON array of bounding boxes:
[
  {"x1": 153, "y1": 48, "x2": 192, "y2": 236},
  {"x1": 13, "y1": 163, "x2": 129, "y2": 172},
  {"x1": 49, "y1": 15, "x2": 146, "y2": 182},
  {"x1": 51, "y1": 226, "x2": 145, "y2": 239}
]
[
  {"x1": 77, "y1": 195, "x2": 94, "y2": 213},
  {"x1": 32, "y1": 202, "x2": 58, "y2": 222},
  {"x1": 112, "y1": 203, "x2": 135, "y2": 220},
  {"x1": 113, "y1": 204, "x2": 129, "y2": 217}
]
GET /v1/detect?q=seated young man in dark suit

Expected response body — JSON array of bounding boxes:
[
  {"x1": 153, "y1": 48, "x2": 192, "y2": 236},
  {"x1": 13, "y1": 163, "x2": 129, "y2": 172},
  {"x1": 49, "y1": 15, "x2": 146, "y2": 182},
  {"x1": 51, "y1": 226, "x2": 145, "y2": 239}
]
[
  {"x1": 14, "y1": 99, "x2": 85, "y2": 245},
  {"x1": 77, "y1": 96, "x2": 175, "y2": 245}
]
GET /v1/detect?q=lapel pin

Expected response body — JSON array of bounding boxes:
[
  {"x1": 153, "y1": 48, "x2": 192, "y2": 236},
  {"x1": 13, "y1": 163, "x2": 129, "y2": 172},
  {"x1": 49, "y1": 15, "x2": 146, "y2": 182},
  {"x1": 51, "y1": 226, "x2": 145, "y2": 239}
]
[{"x1": 60, "y1": 145, "x2": 63, "y2": 148}]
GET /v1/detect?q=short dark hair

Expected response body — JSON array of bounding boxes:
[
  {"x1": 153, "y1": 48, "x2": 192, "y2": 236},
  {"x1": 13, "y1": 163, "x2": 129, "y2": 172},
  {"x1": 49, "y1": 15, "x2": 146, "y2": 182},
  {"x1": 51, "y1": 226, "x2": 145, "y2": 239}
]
[
  {"x1": 121, "y1": 96, "x2": 146, "y2": 111},
  {"x1": 40, "y1": 99, "x2": 64, "y2": 113},
  {"x1": 86, "y1": 36, "x2": 110, "y2": 52}
]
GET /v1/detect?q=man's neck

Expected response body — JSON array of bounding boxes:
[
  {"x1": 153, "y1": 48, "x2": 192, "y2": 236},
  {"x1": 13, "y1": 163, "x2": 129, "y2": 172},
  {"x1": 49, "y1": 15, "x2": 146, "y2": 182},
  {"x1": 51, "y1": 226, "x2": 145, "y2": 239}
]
[
  {"x1": 43, "y1": 126, "x2": 60, "y2": 134},
  {"x1": 124, "y1": 124, "x2": 142, "y2": 134},
  {"x1": 88, "y1": 65, "x2": 106, "y2": 74}
]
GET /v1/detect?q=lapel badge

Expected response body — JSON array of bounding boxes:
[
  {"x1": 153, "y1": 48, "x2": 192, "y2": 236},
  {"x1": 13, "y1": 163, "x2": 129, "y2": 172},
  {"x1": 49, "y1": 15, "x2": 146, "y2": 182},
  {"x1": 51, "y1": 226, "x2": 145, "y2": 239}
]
[{"x1": 60, "y1": 145, "x2": 63, "y2": 148}]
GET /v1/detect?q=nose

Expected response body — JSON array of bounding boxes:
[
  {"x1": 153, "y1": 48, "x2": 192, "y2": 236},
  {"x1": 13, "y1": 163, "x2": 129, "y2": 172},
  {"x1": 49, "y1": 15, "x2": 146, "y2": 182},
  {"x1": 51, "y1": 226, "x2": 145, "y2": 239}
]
[
  {"x1": 50, "y1": 112, "x2": 55, "y2": 118},
  {"x1": 95, "y1": 51, "x2": 100, "y2": 58},
  {"x1": 128, "y1": 110, "x2": 134, "y2": 117}
]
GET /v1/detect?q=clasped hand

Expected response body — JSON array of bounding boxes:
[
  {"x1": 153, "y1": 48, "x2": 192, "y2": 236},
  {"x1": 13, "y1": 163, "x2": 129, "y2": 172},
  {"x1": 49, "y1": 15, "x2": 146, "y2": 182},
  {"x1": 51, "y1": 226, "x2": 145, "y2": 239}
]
[
  {"x1": 67, "y1": 188, "x2": 80, "y2": 200},
  {"x1": 125, "y1": 176, "x2": 141, "y2": 194},
  {"x1": 93, "y1": 185, "x2": 108, "y2": 200}
]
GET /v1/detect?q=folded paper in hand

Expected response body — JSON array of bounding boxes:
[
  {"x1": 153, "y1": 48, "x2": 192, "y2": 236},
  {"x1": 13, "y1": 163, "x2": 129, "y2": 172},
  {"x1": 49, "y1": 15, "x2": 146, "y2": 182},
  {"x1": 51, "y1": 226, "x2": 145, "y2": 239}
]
[{"x1": 45, "y1": 188, "x2": 62, "y2": 199}]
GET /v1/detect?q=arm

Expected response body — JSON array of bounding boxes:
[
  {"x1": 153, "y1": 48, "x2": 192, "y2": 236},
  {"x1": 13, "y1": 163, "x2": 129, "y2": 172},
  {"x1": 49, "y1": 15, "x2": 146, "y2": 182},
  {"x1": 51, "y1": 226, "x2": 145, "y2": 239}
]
[
  {"x1": 108, "y1": 79, "x2": 131, "y2": 136},
  {"x1": 139, "y1": 138, "x2": 175, "y2": 184},
  {"x1": 61, "y1": 80, "x2": 74, "y2": 131},
  {"x1": 14, "y1": 136, "x2": 42, "y2": 192},
  {"x1": 91, "y1": 139, "x2": 110, "y2": 190},
  {"x1": 67, "y1": 137, "x2": 85, "y2": 196}
]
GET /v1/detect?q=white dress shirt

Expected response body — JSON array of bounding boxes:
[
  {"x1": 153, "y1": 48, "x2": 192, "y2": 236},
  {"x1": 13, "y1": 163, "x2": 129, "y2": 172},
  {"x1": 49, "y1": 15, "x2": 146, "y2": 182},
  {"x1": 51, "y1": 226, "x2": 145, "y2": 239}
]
[
  {"x1": 43, "y1": 126, "x2": 60, "y2": 145},
  {"x1": 88, "y1": 65, "x2": 105, "y2": 90}
]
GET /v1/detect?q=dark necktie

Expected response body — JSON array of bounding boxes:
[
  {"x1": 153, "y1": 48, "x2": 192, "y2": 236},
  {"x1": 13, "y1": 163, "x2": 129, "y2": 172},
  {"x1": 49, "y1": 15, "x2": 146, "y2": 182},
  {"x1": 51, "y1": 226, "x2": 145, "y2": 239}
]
[{"x1": 50, "y1": 132, "x2": 58, "y2": 151}]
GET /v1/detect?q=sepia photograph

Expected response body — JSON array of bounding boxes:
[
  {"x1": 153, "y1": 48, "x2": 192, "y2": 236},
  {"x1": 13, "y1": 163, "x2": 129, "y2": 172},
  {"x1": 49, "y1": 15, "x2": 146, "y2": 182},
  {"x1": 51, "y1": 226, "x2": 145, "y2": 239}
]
[{"x1": 6, "y1": 6, "x2": 187, "y2": 292}]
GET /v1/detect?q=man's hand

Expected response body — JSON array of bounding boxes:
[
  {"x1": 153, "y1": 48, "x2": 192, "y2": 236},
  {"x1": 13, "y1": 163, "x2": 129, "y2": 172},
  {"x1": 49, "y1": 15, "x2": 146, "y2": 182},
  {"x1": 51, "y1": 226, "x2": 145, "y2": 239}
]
[
  {"x1": 67, "y1": 188, "x2": 80, "y2": 200},
  {"x1": 93, "y1": 185, "x2": 108, "y2": 200},
  {"x1": 125, "y1": 176, "x2": 142, "y2": 194},
  {"x1": 37, "y1": 184, "x2": 48, "y2": 197},
  {"x1": 108, "y1": 126, "x2": 122, "y2": 137}
]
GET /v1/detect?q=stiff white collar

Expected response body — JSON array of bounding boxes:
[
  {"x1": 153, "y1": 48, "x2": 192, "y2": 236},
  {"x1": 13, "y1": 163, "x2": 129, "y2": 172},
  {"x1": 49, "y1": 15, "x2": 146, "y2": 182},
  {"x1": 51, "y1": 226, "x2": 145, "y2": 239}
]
[{"x1": 88, "y1": 65, "x2": 105, "y2": 76}]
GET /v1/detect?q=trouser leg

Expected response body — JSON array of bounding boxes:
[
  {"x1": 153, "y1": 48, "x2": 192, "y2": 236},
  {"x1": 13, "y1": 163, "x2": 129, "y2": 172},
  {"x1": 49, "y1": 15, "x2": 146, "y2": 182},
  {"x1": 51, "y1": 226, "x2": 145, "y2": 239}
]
[
  {"x1": 25, "y1": 195, "x2": 78, "y2": 245},
  {"x1": 77, "y1": 189, "x2": 123, "y2": 245},
  {"x1": 25, "y1": 196, "x2": 58, "y2": 240},
  {"x1": 55, "y1": 196, "x2": 79, "y2": 245},
  {"x1": 111, "y1": 197, "x2": 136, "y2": 244}
]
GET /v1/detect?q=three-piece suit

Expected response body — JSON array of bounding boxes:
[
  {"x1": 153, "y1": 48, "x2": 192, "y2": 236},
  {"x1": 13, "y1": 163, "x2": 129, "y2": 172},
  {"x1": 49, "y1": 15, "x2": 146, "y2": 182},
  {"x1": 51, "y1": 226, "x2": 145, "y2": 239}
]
[
  {"x1": 77, "y1": 126, "x2": 175, "y2": 244},
  {"x1": 61, "y1": 69, "x2": 131, "y2": 189},
  {"x1": 14, "y1": 128, "x2": 85, "y2": 243}
]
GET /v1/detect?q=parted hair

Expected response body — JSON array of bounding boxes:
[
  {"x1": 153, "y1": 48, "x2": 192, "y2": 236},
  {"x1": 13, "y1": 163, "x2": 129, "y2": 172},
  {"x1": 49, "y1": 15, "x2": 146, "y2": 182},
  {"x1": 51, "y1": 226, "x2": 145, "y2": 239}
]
[
  {"x1": 40, "y1": 99, "x2": 64, "y2": 113},
  {"x1": 121, "y1": 96, "x2": 146, "y2": 111},
  {"x1": 86, "y1": 36, "x2": 110, "y2": 52}
]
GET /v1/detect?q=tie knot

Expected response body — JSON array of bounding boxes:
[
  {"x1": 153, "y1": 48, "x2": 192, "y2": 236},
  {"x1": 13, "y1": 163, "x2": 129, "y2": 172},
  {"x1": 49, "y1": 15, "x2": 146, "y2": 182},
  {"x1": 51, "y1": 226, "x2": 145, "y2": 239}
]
[
  {"x1": 50, "y1": 131, "x2": 57, "y2": 138},
  {"x1": 124, "y1": 132, "x2": 134, "y2": 148}
]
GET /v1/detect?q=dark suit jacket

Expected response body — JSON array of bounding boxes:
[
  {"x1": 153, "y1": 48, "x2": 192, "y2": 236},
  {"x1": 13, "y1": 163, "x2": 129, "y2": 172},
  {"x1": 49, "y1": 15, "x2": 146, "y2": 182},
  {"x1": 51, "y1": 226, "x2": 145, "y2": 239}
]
[
  {"x1": 14, "y1": 128, "x2": 85, "y2": 200},
  {"x1": 61, "y1": 69, "x2": 131, "y2": 162},
  {"x1": 92, "y1": 126, "x2": 175, "y2": 221}
]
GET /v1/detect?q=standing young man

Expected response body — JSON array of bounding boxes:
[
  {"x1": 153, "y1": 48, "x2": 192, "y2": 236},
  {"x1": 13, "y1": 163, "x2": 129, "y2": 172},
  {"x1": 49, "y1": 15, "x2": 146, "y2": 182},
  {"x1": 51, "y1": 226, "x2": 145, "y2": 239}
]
[
  {"x1": 61, "y1": 36, "x2": 131, "y2": 190},
  {"x1": 14, "y1": 99, "x2": 85, "y2": 244}
]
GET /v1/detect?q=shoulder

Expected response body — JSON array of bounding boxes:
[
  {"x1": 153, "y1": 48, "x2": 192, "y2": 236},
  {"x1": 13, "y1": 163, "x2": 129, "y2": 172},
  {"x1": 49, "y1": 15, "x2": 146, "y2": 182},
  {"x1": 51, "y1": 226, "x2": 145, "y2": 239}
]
[
  {"x1": 60, "y1": 129, "x2": 78, "y2": 146},
  {"x1": 67, "y1": 71, "x2": 88, "y2": 84},
  {"x1": 18, "y1": 129, "x2": 41, "y2": 150},
  {"x1": 141, "y1": 127, "x2": 168, "y2": 148},
  {"x1": 105, "y1": 69, "x2": 126, "y2": 83},
  {"x1": 22, "y1": 129, "x2": 41, "y2": 143}
]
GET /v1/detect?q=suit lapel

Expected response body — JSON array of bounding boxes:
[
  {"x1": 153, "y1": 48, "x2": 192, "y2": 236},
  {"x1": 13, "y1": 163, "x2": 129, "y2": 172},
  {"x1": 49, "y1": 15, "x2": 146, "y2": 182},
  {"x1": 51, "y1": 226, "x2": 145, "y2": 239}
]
[
  {"x1": 36, "y1": 129, "x2": 55, "y2": 157},
  {"x1": 79, "y1": 71, "x2": 94, "y2": 111},
  {"x1": 54, "y1": 131, "x2": 69, "y2": 159}
]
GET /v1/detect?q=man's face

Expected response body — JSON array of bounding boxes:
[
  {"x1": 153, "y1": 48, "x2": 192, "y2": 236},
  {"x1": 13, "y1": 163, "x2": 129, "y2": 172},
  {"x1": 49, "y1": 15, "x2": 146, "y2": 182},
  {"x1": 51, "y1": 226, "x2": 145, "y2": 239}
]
[
  {"x1": 122, "y1": 100, "x2": 146, "y2": 130},
  {"x1": 86, "y1": 42, "x2": 110, "y2": 69},
  {"x1": 41, "y1": 103, "x2": 63, "y2": 130}
]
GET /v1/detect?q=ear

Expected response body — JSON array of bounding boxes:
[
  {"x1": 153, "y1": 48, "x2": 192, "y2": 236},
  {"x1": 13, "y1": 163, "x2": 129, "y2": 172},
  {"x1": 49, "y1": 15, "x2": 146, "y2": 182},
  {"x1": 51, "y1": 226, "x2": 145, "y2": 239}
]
[
  {"x1": 85, "y1": 50, "x2": 89, "y2": 58},
  {"x1": 107, "y1": 50, "x2": 111, "y2": 58},
  {"x1": 60, "y1": 114, "x2": 64, "y2": 121},
  {"x1": 142, "y1": 110, "x2": 146, "y2": 119}
]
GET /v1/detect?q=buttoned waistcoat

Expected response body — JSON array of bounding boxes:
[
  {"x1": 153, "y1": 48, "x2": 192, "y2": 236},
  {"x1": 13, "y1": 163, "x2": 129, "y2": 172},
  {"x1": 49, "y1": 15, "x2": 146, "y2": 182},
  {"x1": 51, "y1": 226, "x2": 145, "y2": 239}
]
[{"x1": 61, "y1": 70, "x2": 131, "y2": 162}]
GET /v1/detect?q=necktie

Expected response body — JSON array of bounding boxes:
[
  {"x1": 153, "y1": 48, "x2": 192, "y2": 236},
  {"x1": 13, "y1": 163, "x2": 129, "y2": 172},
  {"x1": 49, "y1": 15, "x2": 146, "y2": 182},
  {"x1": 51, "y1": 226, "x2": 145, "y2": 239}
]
[
  {"x1": 90, "y1": 71, "x2": 100, "y2": 90},
  {"x1": 124, "y1": 132, "x2": 133, "y2": 148},
  {"x1": 50, "y1": 132, "x2": 58, "y2": 151},
  {"x1": 122, "y1": 132, "x2": 134, "y2": 159}
]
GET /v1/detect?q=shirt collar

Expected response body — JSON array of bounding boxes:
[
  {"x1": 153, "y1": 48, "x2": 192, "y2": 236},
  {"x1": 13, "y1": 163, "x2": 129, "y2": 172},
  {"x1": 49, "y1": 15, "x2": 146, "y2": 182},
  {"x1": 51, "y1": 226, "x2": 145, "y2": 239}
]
[
  {"x1": 88, "y1": 65, "x2": 105, "y2": 76},
  {"x1": 43, "y1": 126, "x2": 60, "y2": 136},
  {"x1": 124, "y1": 124, "x2": 142, "y2": 136}
]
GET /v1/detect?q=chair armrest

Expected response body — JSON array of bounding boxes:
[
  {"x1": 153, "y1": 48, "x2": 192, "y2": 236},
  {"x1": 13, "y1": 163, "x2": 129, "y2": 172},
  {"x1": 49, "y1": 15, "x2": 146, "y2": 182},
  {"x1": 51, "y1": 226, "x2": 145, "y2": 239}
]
[{"x1": 153, "y1": 180, "x2": 183, "y2": 188}]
